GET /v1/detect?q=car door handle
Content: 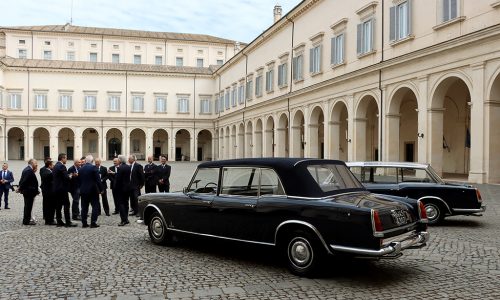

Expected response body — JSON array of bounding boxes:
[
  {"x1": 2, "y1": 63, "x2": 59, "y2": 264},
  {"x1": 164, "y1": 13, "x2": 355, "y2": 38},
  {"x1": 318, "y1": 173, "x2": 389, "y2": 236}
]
[
  {"x1": 245, "y1": 204, "x2": 256, "y2": 208},
  {"x1": 202, "y1": 200, "x2": 211, "y2": 204}
]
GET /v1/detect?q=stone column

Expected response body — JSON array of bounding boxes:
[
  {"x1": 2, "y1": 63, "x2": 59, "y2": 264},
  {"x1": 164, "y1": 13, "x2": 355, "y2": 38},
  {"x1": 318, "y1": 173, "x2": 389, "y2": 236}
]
[
  {"x1": 27, "y1": 126, "x2": 34, "y2": 160},
  {"x1": 427, "y1": 109, "x2": 445, "y2": 176},
  {"x1": 170, "y1": 134, "x2": 176, "y2": 162},
  {"x1": 191, "y1": 131, "x2": 197, "y2": 161},
  {"x1": 145, "y1": 128, "x2": 153, "y2": 159},
  {"x1": 467, "y1": 63, "x2": 486, "y2": 183},
  {"x1": 329, "y1": 121, "x2": 340, "y2": 159},
  {"x1": 74, "y1": 127, "x2": 83, "y2": 160},
  {"x1": 385, "y1": 114, "x2": 401, "y2": 162},
  {"x1": 417, "y1": 76, "x2": 429, "y2": 164},
  {"x1": 102, "y1": 129, "x2": 108, "y2": 161},
  {"x1": 307, "y1": 124, "x2": 319, "y2": 158},
  {"x1": 353, "y1": 118, "x2": 367, "y2": 161},
  {"x1": 276, "y1": 127, "x2": 287, "y2": 157},
  {"x1": 50, "y1": 127, "x2": 59, "y2": 160}
]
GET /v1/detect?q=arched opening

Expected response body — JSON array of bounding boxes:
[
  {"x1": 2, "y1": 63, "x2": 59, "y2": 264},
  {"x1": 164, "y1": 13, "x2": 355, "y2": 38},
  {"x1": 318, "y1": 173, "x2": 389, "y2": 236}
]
[
  {"x1": 292, "y1": 110, "x2": 305, "y2": 158},
  {"x1": 218, "y1": 128, "x2": 224, "y2": 159},
  {"x1": 237, "y1": 123, "x2": 244, "y2": 158},
  {"x1": 33, "y1": 127, "x2": 50, "y2": 160},
  {"x1": 8, "y1": 127, "x2": 25, "y2": 160},
  {"x1": 245, "y1": 121, "x2": 253, "y2": 158},
  {"x1": 265, "y1": 116, "x2": 275, "y2": 157},
  {"x1": 231, "y1": 125, "x2": 237, "y2": 159},
  {"x1": 175, "y1": 129, "x2": 191, "y2": 161},
  {"x1": 355, "y1": 96, "x2": 379, "y2": 161},
  {"x1": 197, "y1": 129, "x2": 212, "y2": 161},
  {"x1": 329, "y1": 101, "x2": 348, "y2": 161},
  {"x1": 255, "y1": 120, "x2": 263, "y2": 158},
  {"x1": 430, "y1": 77, "x2": 470, "y2": 177},
  {"x1": 277, "y1": 113, "x2": 289, "y2": 157},
  {"x1": 487, "y1": 72, "x2": 500, "y2": 182},
  {"x1": 387, "y1": 87, "x2": 418, "y2": 162},
  {"x1": 309, "y1": 107, "x2": 324, "y2": 159},
  {"x1": 82, "y1": 128, "x2": 99, "y2": 159},
  {"x1": 130, "y1": 128, "x2": 146, "y2": 161},
  {"x1": 106, "y1": 128, "x2": 122, "y2": 160},
  {"x1": 152, "y1": 129, "x2": 169, "y2": 161},
  {"x1": 59, "y1": 128, "x2": 75, "y2": 160}
]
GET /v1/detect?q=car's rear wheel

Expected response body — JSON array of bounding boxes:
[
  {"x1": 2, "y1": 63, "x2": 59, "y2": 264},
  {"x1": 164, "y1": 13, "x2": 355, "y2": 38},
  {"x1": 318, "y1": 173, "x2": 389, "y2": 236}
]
[
  {"x1": 148, "y1": 211, "x2": 174, "y2": 245},
  {"x1": 424, "y1": 202, "x2": 444, "y2": 225},
  {"x1": 284, "y1": 230, "x2": 325, "y2": 277}
]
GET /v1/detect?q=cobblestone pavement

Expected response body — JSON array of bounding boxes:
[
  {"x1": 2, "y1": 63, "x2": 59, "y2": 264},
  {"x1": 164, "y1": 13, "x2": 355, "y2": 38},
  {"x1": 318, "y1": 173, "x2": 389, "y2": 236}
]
[{"x1": 0, "y1": 161, "x2": 499, "y2": 299}]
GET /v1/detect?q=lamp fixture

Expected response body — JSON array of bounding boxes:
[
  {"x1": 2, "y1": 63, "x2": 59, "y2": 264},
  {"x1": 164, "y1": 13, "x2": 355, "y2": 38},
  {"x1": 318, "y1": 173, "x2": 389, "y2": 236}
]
[{"x1": 417, "y1": 133, "x2": 424, "y2": 138}]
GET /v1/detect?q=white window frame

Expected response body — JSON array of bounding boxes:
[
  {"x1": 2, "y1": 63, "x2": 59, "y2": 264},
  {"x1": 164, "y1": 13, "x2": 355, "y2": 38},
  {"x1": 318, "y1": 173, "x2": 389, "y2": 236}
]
[
  {"x1": 200, "y1": 98, "x2": 211, "y2": 114},
  {"x1": 84, "y1": 95, "x2": 97, "y2": 111},
  {"x1": 43, "y1": 50, "x2": 52, "y2": 60},
  {"x1": 133, "y1": 55, "x2": 141, "y2": 64},
  {"x1": 18, "y1": 49, "x2": 27, "y2": 59},
  {"x1": 155, "y1": 96, "x2": 167, "y2": 113},
  {"x1": 89, "y1": 52, "x2": 98, "y2": 62},
  {"x1": 155, "y1": 56, "x2": 163, "y2": 65},
  {"x1": 176, "y1": 57, "x2": 183, "y2": 67},
  {"x1": 196, "y1": 58, "x2": 204, "y2": 68},
  {"x1": 59, "y1": 94, "x2": 72, "y2": 111},
  {"x1": 331, "y1": 33, "x2": 345, "y2": 65},
  {"x1": 224, "y1": 90, "x2": 230, "y2": 110},
  {"x1": 278, "y1": 63, "x2": 288, "y2": 87},
  {"x1": 357, "y1": 18, "x2": 375, "y2": 56},
  {"x1": 246, "y1": 79, "x2": 253, "y2": 101},
  {"x1": 108, "y1": 95, "x2": 120, "y2": 112},
  {"x1": 238, "y1": 83, "x2": 245, "y2": 104},
  {"x1": 265, "y1": 69, "x2": 274, "y2": 93},
  {"x1": 442, "y1": 0, "x2": 458, "y2": 22},
  {"x1": 309, "y1": 45, "x2": 322, "y2": 74},
  {"x1": 292, "y1": 54, "x2": 304, "y2": 81},
  {"x1": 255, "y1": 75, "x2": 263, "y2": 97},
  {"x1": 215, "y1": 98, "x2": 219, "y2": 114},
  {"x1": 66, "y1": 51, "x2": 75, "y2": 61},
  {"x1": 178, "y1": 96, "x2": 189, "y2": 113},
  {"x1": 231, "y1": 87, "x2": 237, "y2": 107},
  {"x1": 34, "y1": 94, "x2": 48, "y2": 110},
  {"x1": 217, "y1": 59, "x2": 224, "y2": 65},
  {"x1": 9, "y1": 93, "x2": 21, "y2": 109},
  {"x1": 132, "y1": 95, "x2": 144, "y2": 112},
  {"x1": 112, "y1": 54, "x2": 120, "y2": 63},
  {"x1": 390, "y1": 0, "x2": 412, "y2": 42}
]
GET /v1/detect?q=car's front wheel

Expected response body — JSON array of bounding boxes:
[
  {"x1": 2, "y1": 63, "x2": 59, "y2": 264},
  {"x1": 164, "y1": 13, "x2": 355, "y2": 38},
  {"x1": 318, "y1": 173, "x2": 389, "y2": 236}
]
[
  {"x1": 424, "y1": 202, "x2": 444, "y2": 225},
  {"x1": 284, "y1": 230, "x2": 325, "y2": 277},
  {"x1": 148, "y1": 212, "x2": 174, "y2": 245}
]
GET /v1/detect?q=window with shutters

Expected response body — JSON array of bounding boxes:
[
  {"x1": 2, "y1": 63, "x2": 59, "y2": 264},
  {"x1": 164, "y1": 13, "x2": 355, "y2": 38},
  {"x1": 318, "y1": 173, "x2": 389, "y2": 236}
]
[
  {"x1": 225, "y1": 90, "x2": 230, "y2": 110},
  {"x1": 220, "y1": 94, "x2": 225, "y2": 111},
  {"x1": 9, "y1": 93, "x2": 21, "y2": 109},
  {"x1": 112, "y1": 54, "x2": 120, "y2": 63},
  {"x1": 132, "y1": 95, "x2": 144, "y2": 112},
  {"x1": 265, "y1": 68, "x2": 274, "y2": 93},
  {"x1": 215, "y1": 98, "x2": 219, "y2": 113},
  {"x1": 238, "y1": 83, "x2": 245, "y2": 104},
  {"x1": 246, "y1": 78, "x2": 253, "y2": 101},
  {"x1": 66, "y1": 51, "x2": 75, "y2": 61},
  {"x1": 331, "y1": 34, "x2": 345, "y2": 66},
  {"x1": 18, "y1": 49, "x2": 27, "y2": 59},
  {"x1": 255, "y1": 74, "x2": 263, "y2": 97},
  {"x1": 59, "y1": 94, "x2": 72, "y2": 111},
  {"x1": 309, "y1": 45, "x2": 322, "y2": 74},
  {"x1": 34, "y1": 94, "x2": 47, "y2": 110},
  {"x1": 200, "y1": 98, "x2": 211, "y2": 114},
  {"x1": 390, "y1": 1, "x2": 412, "y2": 43},
  {"x1": 177, "y1": 96, "x2": 189, "y2": 113},
  {"x1": 155, "y1": 96, "x2": 167, "y2": 113},
  {"x1": 108, "y1": 95, "x2": 120, "y2": 112},
  {"x1": 84, "y1": 95, "x2": 97, "y2": 111},
  {"x1": 292, "y1": 54, "x2": 303, "y2": 82},
  {"x1": 231, "y1": 86, "x2": 237, "y2": 107},
  {"x1": 278, "y1": 63, "x2": 288, "y2": 88},
  {"x1": 357, "y1": 18, "x2": 375, "y2": 56},
  {"x1": 155, "y1": 56, "x2": 163, "y2": 65}
]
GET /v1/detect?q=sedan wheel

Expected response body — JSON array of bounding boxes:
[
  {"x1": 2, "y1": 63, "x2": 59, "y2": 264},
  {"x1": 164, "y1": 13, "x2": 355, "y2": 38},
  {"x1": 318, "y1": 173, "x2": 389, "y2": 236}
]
[
  {"x1": 424, "y1": 203, "x2": 443, "y2": 225},
  {"x1": 284, "y1": 230, "x2": 324, "y2": 276},
  {"x1": 148, "y1": 211, "x2": 174, "y2": 245}
]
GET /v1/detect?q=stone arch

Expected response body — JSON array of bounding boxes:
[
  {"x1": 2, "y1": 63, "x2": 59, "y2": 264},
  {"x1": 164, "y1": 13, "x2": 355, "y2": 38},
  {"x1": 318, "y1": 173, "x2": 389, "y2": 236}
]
[
  {"x1": 197, "y1": 129, "x2": 212, "y2": 161},
  {"x1": 175, "y1": 129, "x2": 191, "y2": 161},
  {"x1": 329, "y1": 100, "x2": 349, "y2": 161},
  {"x1": 224, "y1": 126, "x2": 230, "y2": 159},
  {"x1": 265, "y1": 116, "x2": 275, "y2": 157},
  {"x1": 130, "y1": 128, "x2": 146, "y2": 160},
  {"x1": 152, "y1": 129, "x2": 169, "y2": 161},
  {"x1": 291, "y1": 110, "x2": 305, "y2": 158},
  {"x1": 8, "y1": 127, "x2": 25, "y2": 160},
  {"x1": 106, "y1": 128, "x2": 123, "y2": 160},
  {"x1": 309, "y1": 106, "x2": 324, "y2": 158},
  {"x1": 245, "y1": 120, "x2": 253, "y2": 158},
  {"x1": 354, "y1": 94, "x2": 379, "y2": 161},
  {"x1": 255, "y1": 119, "x2": 263, "y2": 158},
  {"x1": 429, "y1": 75, "x2": 471, "y2": 177},
  {"x1": 277, "y1": 113, "x2": 289, "y2": 157},
  {"x1": 82, "y1": 128, "x2": 99, "y2": 159},
  {"x1": 237, "y1": 123, "x2": 245, "y2": 158},
  {"x1": 487, "y1": 68, "x2": 500, "y2": 182},
  {"x1": 33, "y1": 127, "x2": 50, "y2": 160},
  {"x1": 58, "y1": 128, "x2": 75, "y2": 160}
]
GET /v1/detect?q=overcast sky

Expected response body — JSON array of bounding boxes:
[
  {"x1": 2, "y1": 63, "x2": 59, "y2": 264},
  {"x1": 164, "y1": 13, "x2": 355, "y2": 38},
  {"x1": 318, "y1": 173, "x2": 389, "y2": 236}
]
[{"x1": 2, "y1": 0, "x2": 302, "y2": 42}]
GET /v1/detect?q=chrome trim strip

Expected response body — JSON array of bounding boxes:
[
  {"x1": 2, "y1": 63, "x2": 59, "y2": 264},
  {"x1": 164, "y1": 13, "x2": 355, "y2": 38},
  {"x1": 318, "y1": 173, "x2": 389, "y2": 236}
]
[
  {"x1": 143, "y1": 204, "x2": 167, "y2": 225},
  {"x1": 452, "y1": 205, "x2": 486, "y2": 213},
  {"x1": 330, "y1": 231, "x2": 429, "y2": 257},
  {"x1": 275, "y1": 220, "x2": 332, "y2": 255},
  {"x1": 287, "y1": 191, "x2": 368, "y2": 201},
  {"x1": 166, "y1": 228, "x2": 275, "y2": 246},
  {"x1": 374, "y1": 221, "x2": 419, "y2": 237},
  {"x1": 417, "y1": 196, "x2": 452, "y2": 214}
]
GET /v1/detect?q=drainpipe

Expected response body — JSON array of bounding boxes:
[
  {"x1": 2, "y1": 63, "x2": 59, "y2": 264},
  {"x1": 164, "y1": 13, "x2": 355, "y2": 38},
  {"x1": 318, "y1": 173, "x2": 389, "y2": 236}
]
[
  {"x1": 286, "y1": 15, "x2": 295, "y2": 158},
  {"x1": 27, "y1": 68, "x2": 30, "y2": 160},
  {"x1": 193, "y1": 75, "x2": 196, "y2": 161},
  {"x1": 242, "y1": 53, "x2": 248, "y2": 156},
  {"x1": 378, "y1": 0, "x2": 385, "y2": 161}
]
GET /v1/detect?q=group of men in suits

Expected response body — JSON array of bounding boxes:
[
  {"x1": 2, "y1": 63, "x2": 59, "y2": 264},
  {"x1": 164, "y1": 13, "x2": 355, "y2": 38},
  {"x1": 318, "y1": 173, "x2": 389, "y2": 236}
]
[{"x1": 17, "y1": 152, "x2": 172, "y2": 227}]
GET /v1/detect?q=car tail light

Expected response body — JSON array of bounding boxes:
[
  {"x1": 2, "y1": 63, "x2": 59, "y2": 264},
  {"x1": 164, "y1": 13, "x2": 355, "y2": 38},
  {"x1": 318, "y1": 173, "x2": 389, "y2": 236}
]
[
  {"x1": 417, "y1": 200, "x2": 428, "y2": 223},
  {"x1": 372, "y1": 209, "x2": 384, "y2": 234},
  {"x1": 476, "y1": 189, "x2": 482, "y2": 203}
]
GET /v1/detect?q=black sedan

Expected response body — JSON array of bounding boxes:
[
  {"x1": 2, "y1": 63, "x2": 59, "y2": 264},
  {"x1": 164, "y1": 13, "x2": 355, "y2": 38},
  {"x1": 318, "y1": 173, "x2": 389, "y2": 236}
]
[
  {"x1": 138, "y1": 158, "x2": 429, "y2": 276},
  {"x1": 346, "y1": 162, "x2": 486, "y2": 224}
]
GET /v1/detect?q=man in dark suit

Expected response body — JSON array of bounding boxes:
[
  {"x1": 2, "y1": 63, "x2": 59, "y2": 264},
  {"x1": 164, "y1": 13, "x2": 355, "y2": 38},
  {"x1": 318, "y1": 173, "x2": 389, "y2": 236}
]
[
  {"x1": 108, "y1": 158, "x2": 120, "y2": 215},
  {"x1": 95, "y1": 158, "x2": 110, "y2": 216},
  {"x1": 52, "y1": 153, "x2": 77, "y2": 227},
  {"x1": 144, "y1": 155, "x2": 157, "y2": 194},
  {"x1": 68, "y1": 159, "x2": 81, "y2": 220},
  {"x1": 157, "y1": 154, "x2": 171, "y2": 193},
  {"x1": 115, "y1": 155, "x2": 131, "y2": 226},
  {"x1": 0, "y1": 162, "x2": 15, "y2": 209},
  {"x1": 78, "y1": 155, "x2": 103, "y2": 228},
  {"x1": 18, "y1": 159, "x2": 39, "y2": 225},
  {"x1": 128, "y1": 155, "x2": 144, "y2": 216},
  {"x1": 40, "y1": 159, "x2": 56, "y2": 225}
]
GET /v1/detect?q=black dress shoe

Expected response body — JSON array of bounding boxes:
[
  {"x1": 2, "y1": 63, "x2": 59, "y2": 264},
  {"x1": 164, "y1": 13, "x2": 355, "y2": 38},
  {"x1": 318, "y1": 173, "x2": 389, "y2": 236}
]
[
  {"x1": 118, "y1": 221, "x2": 129, "y2": 226},
  {"x1": 72, "y1": 216, "x2": 81, "y2": 221},
  {"x1": 23, "y1": 220, "x2": 36, "y2": 225},
  {"x1": 82, "y1": 223, "x2": 89, "y2": 228},
  {"x1": 65, "y1": 222, "x2": 78, "y2": 227},
  {"x1": 45, "y1": 222, "x2": 56, "y2": 226},
  {"x1": 90, "y1": 223, "x2": 100, "y2": 228},
  {"x1": 129, "y1": 212, "x2": 137, "y2": 216},
  {"x1": 4, "y1": 207, "x2": 10, "y2": 209},
  {"x1": 112, "y1": 211, "x2": 119, "y2": 215},
  {"x1": 56, "y1": 222, "x2": 65, "y2": 227}
]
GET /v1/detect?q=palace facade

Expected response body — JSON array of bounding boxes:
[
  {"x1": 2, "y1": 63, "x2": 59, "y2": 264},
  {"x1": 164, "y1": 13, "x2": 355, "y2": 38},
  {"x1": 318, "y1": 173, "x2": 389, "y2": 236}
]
[{"x1": 2, "y1": 0, "x2": 500, "y2": 183}]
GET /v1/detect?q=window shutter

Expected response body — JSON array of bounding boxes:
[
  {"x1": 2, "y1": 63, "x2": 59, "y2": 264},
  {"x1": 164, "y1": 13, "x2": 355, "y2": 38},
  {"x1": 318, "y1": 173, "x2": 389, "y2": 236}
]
[
  {"x1": 443, "y1": 0, "x2": 450, "y2": 22},
  {"x1": 370, "y1": 19, "x2": 375, "y2": 52},
  {"x1": 309, "y1": 48, "x2": 314, "y2": 73},
  {"x1": 318, "y1": 45, "x2": 323, "y2": 72},
  {"x1": 407, "y1": 0, "x2": 413, "y2": 35},
  {"x1": 292, "y1": 57, "x2": 297, "y2": 80},
  {"x1": 389, "y1": 6, "x2": 396, "y2": 41},
  {"x1": 331, "y1": 37, "x2": 336, "y2": 64},
  {"x1": 356, "y1": 23, "x2": 362, "y2": 54},
  {"x1": 450, "y1": 0, "x2": 457, "y2": 19}
]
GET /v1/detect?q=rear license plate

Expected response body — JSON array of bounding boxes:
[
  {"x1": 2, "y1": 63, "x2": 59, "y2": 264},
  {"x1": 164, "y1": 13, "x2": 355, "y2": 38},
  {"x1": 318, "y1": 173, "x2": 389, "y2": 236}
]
[{"x1": 391, "y1": 210, "x2": 408, "y2": 225}]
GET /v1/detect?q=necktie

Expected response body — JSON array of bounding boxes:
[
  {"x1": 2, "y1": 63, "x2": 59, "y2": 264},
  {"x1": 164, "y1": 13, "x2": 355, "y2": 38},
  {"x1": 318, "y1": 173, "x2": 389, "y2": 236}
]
[{"x1": 2, "y1": 171, "x2": 5, "y2": 179}]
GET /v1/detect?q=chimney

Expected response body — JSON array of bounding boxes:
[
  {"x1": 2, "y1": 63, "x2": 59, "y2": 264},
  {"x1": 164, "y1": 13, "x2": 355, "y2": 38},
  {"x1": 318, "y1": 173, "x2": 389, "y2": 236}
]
[{"x1": 273, "y1": 4, "x2": 282, "y2": 23}]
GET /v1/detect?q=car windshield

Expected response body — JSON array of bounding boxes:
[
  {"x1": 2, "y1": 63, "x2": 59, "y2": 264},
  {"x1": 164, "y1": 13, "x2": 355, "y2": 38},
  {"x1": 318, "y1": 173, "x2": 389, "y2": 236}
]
[
  {"x1": 187, "y1": 168, "x2": 219, "y2": 193},
  {"x1": 306, "y1": 164, "x2": 364, "y2": 192},
  {"x1": 426, "y1": 165, "x2": 445, "y2": 184}
]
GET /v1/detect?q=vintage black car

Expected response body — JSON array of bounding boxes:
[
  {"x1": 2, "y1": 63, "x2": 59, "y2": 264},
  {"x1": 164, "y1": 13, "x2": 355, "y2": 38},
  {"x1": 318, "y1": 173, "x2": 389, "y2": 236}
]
[
  {"x1": 138, "y1": 158, "x2": 429, "y2": 276},
  {"x1": 346, "y1": 162, "x2": 486, "y2": 225}
]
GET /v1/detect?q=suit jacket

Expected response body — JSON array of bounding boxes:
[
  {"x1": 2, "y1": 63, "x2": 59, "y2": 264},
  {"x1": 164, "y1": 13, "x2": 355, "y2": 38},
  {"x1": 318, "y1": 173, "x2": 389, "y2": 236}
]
[
  {"x1": 18, "y1": 166, "x2": 39, "y2": 197},
  {"x1": 78, "y1": 163, "x2": 102, "y2": 196},
  {"x1": 156, "y1": 163, "x2": 171, "y2": 186},
  {"x1": 144, "y1": 163, "x2": 157, "y2": 185},
  {"x1": 108, "y1": 165, "x2": 117, "y2": 189},
  {"x1": 130, "y1": 162, "x2": 145, "y2": 189},
  {"x1": 0, "y1": 170, "x2": 14, "y2": 188},
  {"x1": 52, "y1": 161, "x2": 71, "y2": 193},
  {"x1": 114, "y1": 163, "x2": 131, "y2": 193},
  {"x1": 39, "y1": 166, "x2": 53, "y2": 194},
  {"x1": 97, "y1": 165, "x2": 108, "y2": 189},
  {"x1": 67, "y1": 165, "x2": 80, "y2": 192}
]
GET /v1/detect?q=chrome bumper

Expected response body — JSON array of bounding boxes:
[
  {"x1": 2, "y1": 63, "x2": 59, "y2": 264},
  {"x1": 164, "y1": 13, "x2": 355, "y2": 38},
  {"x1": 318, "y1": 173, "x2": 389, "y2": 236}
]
[
  {"x1": 329, "y1": 231, "x2": 429, "y2": 257},
  {"x1": 452, "y1": 205, "x2": 486, "y2": 214}
]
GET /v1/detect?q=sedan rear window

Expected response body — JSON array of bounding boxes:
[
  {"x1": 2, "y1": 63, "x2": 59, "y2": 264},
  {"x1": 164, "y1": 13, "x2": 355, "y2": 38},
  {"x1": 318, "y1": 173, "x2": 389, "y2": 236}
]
[{"x1": 307, "y1": 164, "x2": 363, "y2": 192}]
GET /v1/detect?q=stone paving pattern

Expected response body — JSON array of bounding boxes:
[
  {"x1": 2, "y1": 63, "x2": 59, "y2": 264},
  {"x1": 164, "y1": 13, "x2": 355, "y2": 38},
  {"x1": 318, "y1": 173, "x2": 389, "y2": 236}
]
[{"x1": 0, "y1": 161, "x2": 499, "y2": 299}]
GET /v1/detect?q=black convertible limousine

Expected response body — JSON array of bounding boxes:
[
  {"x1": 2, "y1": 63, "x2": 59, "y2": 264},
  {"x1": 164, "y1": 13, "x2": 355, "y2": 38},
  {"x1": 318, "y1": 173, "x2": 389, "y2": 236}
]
[{"x1": 138, "y1": 158, "x2": 429, "y2": 276}]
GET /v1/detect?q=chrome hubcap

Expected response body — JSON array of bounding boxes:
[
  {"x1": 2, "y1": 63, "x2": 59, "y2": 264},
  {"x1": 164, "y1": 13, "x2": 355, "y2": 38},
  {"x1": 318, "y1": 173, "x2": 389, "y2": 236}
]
[
  {"x1": 151, "y1": 218, "x2": 164, "y2": 238},
  {"x1": 425, "y1": 204, "x2": 439, "y2": 220},
  {"x1": 289, "y1": 238, "x2": 312, "y2": 268}
]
